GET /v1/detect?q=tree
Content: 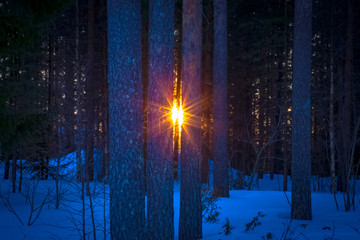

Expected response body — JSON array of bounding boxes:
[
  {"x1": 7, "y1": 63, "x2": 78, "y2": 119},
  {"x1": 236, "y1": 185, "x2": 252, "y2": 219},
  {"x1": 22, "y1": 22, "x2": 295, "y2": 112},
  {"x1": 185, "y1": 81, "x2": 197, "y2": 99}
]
[
  {"x1": 213, "y1": 0, "x2": 229, "y2": 197},
  {"x1": 291, "y1": 0, "x2": 312, "y2": 220},
  {"x1": 107, "y1": 0, "x2": 145, "y2": 239},
  {"x1": 85, "y1": 0, "x2": 96, "y2": 196},
  {"x1": 146, "y1": 0, "x2": 175, "y2": 239},
  {"x1": 201, "y1": 0, "x2": 213, "y2": 185},
  {"x1": 179, "y1": 0, "x2": 202, "y2": 239}
]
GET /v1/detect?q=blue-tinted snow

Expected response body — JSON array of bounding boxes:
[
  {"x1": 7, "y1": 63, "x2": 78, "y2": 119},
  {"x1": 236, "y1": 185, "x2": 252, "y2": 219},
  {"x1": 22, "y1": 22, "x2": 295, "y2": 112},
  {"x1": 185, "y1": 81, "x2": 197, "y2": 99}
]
[{"x1": 0, "y1": 154, "x2": 359, "y2": 239}]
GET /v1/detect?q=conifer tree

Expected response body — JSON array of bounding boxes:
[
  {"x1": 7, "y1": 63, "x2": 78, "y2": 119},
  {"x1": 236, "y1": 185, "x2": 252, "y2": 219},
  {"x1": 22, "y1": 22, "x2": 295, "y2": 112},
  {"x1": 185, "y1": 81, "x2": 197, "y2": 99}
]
[
  {"x1": 146, "y1": 0, "x2": 175, "y2": 239},
  {"x1": 108, "y1": 0, "x2": 145, "y2": 239}
]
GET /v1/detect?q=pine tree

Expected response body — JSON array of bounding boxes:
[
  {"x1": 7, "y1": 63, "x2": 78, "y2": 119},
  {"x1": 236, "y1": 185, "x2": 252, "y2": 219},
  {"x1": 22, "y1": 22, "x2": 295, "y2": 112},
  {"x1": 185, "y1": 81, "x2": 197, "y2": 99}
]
[
  {"x1": 213, "y1": 0, "x2": 229, "y2": 198},
  {"x1": 291, "y1": 0, "x2": 312, "y2": 220},
  {"x1": 107, "y1": 0, "x2": 145, "y2": 239},
  {"x1": 179, "y1": 0, "x2": 203, "y2": 239},
  {"x1": 146, "y1": 0, "x2": 175, "y2": 239}
]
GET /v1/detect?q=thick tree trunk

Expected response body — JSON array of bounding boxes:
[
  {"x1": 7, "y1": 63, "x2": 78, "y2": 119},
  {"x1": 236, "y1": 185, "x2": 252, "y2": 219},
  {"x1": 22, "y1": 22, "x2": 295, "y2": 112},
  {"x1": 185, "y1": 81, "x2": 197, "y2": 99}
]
[
  {"x1": 291, "y1": 0, "x2": 312, "y2": 220},
  {"x1": 179, "y1": 0, "x2": 203, "y2": 239},
  {"x1": 146, "y1": 1, "x2": 175, "y2": 239},
  {"x1": 108, "y1": 1, "x2": 145, "y2": 239},
  {"x1": 213, "y1": 0, "x2": 229, "y2": 198}
]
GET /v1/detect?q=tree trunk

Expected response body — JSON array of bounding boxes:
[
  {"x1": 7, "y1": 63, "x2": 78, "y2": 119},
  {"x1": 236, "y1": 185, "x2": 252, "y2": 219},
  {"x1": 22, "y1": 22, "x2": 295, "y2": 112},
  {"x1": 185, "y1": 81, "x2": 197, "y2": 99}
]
[
  {"x1": 291, "y1": 0, "x2": 312, "y2": 220},
  {"x1": 146, "y1": 1, "x2": 175, "y2": 239},
  {"x1": 329, "y1": 0, "x2": 336, "y2": 194},
  {"x1": 179, "y1": 0, "x2": 203, "y2": 239},
  {"x1": 86, "y1": 0, "x2": 96, "y2": 195},
  {"x1": 282, "y1": 0, "x2": 289, "y2": 191},
  {"x1": 141, "y1": 0, "x2": 149, "y2": 189},
  {"x1": 12, "y1": 148, "x2": 16, "y2": 193},
  {"x1": 201, "y1": 0, "x2": 213, "y2": 185},
  {"x1": 18, "y1": 159, "x2": 22, "y2": 192},
  {"x1": 343, "y1": 0, "x2": 354, "y2": 211},
  {"x1": 4, "y1": 153, "x2": 10, "y2": 180},
  {"x1": 75, "y1": 0, "x2": 82, "y2": 183},
  {"x1": 108, "y1": 1, "x2": 145, "y2": 239},
  {"x1": 213, "y1": 0, "x2": 229, "y2": 198}
]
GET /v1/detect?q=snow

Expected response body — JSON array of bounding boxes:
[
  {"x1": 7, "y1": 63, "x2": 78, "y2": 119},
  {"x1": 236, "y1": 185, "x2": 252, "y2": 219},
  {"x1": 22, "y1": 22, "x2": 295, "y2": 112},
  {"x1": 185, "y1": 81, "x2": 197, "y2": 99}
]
[{"x1": 0, "y1": 157, "x2": 359, "y2": 240}]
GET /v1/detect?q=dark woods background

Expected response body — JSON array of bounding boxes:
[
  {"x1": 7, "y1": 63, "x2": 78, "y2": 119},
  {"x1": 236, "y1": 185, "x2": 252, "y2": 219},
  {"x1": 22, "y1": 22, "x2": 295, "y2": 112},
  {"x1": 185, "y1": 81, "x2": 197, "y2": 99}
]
[{"x1": 0, "y1": 0, "x2": 359, "y2": 193}]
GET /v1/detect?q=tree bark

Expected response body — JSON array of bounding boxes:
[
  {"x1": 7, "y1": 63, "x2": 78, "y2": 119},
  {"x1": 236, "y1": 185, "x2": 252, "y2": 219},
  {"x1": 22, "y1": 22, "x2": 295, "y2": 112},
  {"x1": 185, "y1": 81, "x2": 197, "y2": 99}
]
[
  {"x1": 108, "y1": 1, "x2": 145, "y2": 239},
  {"x1": 291, "y1": 0, "x2": 312, "y2": 220},
  {"x1": 146, "y1": 0, "x2": 175, "y2": 239},
  {"x1": 179, "y1": 0, "x2": 203, "y2": 239},
  {"x1": 213, "y1": 0, "x2": 229, "y2": 197},
  {"x1": 201, "y1": 0, "x2": 213, "y2": 185}
]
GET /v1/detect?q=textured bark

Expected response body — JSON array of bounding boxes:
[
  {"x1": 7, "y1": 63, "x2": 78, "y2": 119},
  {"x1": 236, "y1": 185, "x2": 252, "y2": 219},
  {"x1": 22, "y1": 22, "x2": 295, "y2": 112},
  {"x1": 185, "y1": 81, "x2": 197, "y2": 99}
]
[
  {"x1": 108, "y1": 1, "x2": 145, "y2": 239},
  {"x1": 213, "y1": 0, "x2": 229, "y2": 198},
  {"x1": 179, "y1": 0, "x2": 202, "y2": 239},
  {"x1": 146, "y1": 0, "x2": 175, "y2": 239},
  {"x1": 291, "y1": 0, "x2": 312, "y2": 220}
]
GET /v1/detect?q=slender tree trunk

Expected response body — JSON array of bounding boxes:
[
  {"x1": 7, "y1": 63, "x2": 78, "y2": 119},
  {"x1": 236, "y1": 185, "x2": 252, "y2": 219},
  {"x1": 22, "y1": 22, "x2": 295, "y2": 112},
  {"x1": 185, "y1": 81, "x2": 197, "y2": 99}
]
[
  {"x1": 329, "y1": 0, "x2": 336, "y2": 194},
  {"x1": 56, "y1": 134, "x2": 61, "y2": 209},
  {"x1": 45, "y1": 156, "x2": 49, "y2": 180},
  {"x1": 291, "y1": 0, "x2": 312, "y2": 220},
  {"x1": 75, "y1": 0, "x2": 83, "y2": 183},
  {"x1": 179, "y1": 0, "x2": 203, "y2": 239},
  {"x1": 86, "y1": 0, "x2": 96, "y2": 196},
  {"x1": 12, "y1": 147, "x2": 16, "y2": 193},
  {"x1": 282, "y1": 0, "x2": 289, "y2": 192},
  {"x1": 108, "y1": 1, "x2": 145, "y2": 239},
  {"x1": 343, "y1": 0, "x2": 354, "y2": 211},
  {"x1": 141, "y1": 0, "x2": 149, "y2": 189},
  {"x1": 4, "y1": 153, "x2": 10, "y2": 180},
  {"x1": 81, "y1": 161, "x2": 86, "y2": 239},
  {"x1": 18, "y1": 159, "x2": 22, "y2": 192}
]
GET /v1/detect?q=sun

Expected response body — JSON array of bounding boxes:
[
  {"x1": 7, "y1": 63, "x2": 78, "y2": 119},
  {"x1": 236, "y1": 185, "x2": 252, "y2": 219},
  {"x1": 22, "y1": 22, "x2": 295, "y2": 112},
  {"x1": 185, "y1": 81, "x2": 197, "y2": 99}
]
[{"x1": 172, "y1": 100, "x2": 183, "y2": 131}]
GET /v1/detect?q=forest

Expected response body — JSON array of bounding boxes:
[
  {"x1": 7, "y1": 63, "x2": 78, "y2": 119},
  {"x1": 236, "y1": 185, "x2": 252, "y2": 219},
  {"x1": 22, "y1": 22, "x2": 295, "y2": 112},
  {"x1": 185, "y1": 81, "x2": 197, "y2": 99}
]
[{"x1": 0, "y1": 0, "x2": 360, "y2": 239}]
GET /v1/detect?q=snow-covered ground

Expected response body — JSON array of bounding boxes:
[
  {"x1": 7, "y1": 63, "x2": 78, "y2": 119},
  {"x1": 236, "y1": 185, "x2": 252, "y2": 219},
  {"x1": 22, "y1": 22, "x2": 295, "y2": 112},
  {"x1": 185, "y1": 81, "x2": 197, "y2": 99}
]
[{"x1": 0, "y1": 158, "x2": 359, "y2": 240}]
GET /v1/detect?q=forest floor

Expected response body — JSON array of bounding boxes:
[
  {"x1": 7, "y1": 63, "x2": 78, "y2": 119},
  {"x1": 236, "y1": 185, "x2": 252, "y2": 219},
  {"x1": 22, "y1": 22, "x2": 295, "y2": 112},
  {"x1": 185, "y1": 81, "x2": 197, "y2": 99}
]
[{"x1": 0, "y1": 159, "x2": 359, "y2": 240}]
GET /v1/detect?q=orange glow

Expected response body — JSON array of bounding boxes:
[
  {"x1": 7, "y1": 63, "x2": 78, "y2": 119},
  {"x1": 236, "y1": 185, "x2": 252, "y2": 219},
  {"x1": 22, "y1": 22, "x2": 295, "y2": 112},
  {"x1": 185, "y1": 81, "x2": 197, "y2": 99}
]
[{"x1": 172, "y1": 100, "x2": 183, "y2": 132}]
